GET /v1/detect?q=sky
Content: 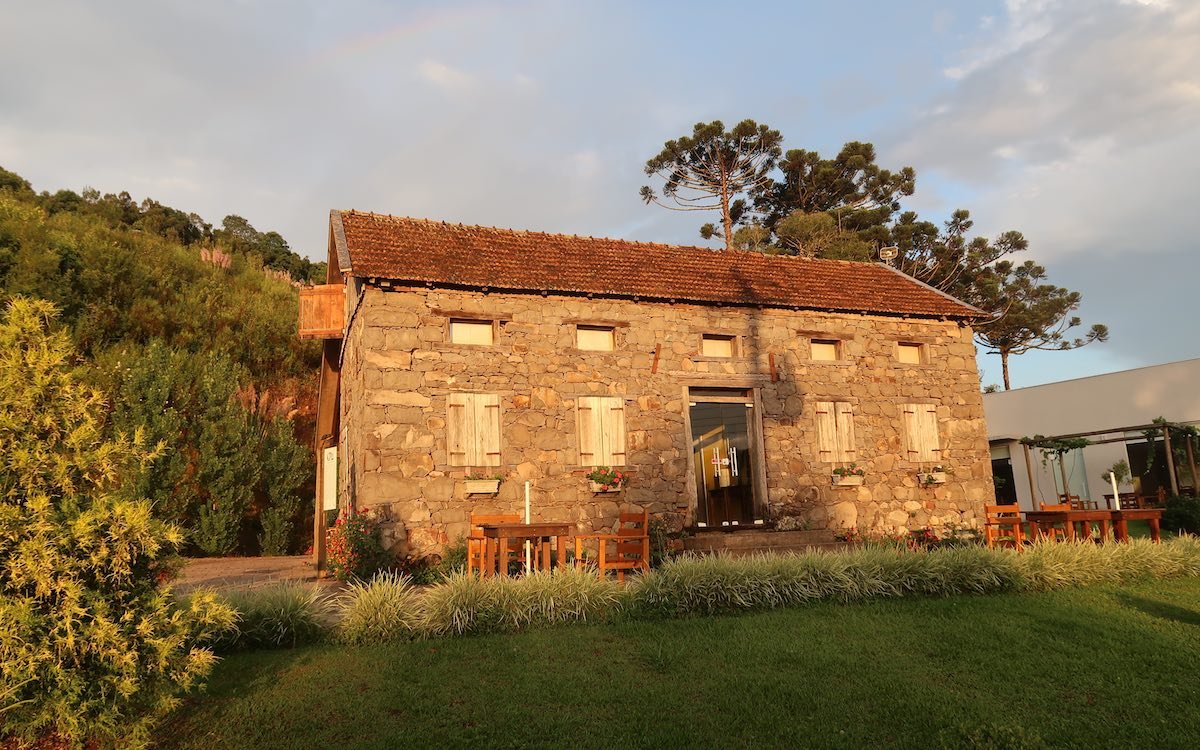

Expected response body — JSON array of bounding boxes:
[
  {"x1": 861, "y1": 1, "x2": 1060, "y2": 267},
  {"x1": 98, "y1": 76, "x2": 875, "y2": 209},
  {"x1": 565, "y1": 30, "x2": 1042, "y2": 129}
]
[{"x1": 1, "y1": 0, "x2": 1197, "y2": 390}]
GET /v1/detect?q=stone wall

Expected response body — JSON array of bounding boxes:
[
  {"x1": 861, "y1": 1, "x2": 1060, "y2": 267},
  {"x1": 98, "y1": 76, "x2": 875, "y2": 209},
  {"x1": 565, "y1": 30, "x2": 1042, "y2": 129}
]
[{"x1": 339, "y1": 284, "x2": 993, "y2": 557}]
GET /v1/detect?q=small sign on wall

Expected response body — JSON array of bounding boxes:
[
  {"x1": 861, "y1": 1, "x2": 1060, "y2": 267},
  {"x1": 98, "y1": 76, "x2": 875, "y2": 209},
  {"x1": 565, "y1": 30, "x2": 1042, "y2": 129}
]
[{"x1": 322, "y1": 447, "x2": 338, "y2": 511}]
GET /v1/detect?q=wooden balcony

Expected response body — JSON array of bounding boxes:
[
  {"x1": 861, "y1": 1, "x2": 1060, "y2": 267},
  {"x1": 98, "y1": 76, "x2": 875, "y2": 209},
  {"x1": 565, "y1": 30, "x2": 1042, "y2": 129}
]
[{"x1": 298, "y1": 284, "x2": 345, "y2": 339}]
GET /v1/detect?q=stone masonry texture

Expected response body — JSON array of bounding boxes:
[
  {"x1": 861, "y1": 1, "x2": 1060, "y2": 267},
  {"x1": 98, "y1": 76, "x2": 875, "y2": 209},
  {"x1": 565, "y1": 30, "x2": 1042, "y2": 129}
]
[{"x1": 340, "y1": 285, "x2": 993, "y2": 558}]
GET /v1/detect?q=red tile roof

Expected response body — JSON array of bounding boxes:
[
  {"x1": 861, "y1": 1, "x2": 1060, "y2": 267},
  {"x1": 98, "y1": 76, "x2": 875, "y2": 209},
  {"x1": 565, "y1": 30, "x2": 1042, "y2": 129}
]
[{"x1": 332, "y1": 210, "x2": 982, "y2": 319}]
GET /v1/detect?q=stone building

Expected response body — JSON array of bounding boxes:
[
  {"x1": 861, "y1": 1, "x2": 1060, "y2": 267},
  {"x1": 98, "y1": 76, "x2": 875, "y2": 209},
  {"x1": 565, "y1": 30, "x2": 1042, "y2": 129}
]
[{"x1": 303, "y1": 210, "x2": 994, "y2": 559}]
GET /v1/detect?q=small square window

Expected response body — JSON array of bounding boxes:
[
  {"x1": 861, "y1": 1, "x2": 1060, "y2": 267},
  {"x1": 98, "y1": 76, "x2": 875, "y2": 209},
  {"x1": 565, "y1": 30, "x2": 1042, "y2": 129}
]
[
  {"x1": 576, "y1": 325, "x2": 615, "y2": 351},
  {"x1": 449, "y1": 319, "x2": 494, "y2": 346},
  {"x1": 701, "y1": 334, "x2": 736, "y2": 358},
  {"x1": 811, "y1": 339, "x2": 840, "y2": 361},
  {"x1": 898, "y1": 343, "x2": 925, "y2": 365}
]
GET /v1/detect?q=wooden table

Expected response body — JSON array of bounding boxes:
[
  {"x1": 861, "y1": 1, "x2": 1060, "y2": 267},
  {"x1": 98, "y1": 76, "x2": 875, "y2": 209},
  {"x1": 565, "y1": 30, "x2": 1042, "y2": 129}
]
[
  {"x1": 1110, "y1": 509, "x2": 1163, "y2": 542},
  {"x1": 1025, "y1": 509, "x2": 1114, "y2": 541},
  {"x1": 479, "y1": 522, "x2": 571, "y2": 577}
]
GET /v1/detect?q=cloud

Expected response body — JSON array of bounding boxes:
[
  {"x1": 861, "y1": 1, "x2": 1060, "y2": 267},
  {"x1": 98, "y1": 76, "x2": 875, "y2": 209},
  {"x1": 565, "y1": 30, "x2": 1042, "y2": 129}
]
[
  {"x1": 417, "y1": 59, "x2": 474, "y2": 92},
  {"x1": 896, "y1": 0, "x2": 1200, "y2": 182}
]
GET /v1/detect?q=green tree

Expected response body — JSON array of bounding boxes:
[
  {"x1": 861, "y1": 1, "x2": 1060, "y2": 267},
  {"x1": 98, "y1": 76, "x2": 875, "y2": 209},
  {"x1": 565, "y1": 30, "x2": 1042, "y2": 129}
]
[
  {"x1": 0, "y1": 297, "x2": 234, "y2": 748},
  {"x1": 970, "y1": 260, "x2": 1109, "y2": 390},
  {"x1": 755, "y1": 141, "x2": 915, "y2": 234},
  {"x1": 640, "y1": 120, "x2": 783, "y2": 250}
]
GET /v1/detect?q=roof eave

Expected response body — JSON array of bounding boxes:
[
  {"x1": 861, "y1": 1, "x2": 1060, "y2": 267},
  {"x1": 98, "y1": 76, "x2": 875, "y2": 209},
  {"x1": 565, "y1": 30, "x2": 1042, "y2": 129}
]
[{"x1": 330, "y1": 210, "x2": 352, "y2": 276}]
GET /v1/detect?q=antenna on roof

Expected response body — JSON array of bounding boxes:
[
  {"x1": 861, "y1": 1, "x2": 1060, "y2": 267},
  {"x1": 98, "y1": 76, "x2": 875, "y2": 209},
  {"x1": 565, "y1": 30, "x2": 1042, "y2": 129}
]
[{"x1": 878, "y1": 246, "x2": 898, "y2": 264}]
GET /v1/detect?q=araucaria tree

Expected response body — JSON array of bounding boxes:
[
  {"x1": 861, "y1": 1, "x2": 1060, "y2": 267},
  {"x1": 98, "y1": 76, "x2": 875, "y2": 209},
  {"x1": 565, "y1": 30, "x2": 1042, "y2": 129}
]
[
  {"x1": 970, "y1": 260, "x2": 1109, "y2": 390},
  {"x1": 640, "y1": 120, "x2": 782, "y2": 250},
  {"x1": 0, "y1": 298, "x2": 235, "y2": 748}
]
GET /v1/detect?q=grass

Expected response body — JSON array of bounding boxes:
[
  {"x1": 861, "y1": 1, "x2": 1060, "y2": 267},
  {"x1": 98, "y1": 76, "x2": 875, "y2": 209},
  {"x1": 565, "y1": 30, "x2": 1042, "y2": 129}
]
[{"x1": 163, "y1": 576, "x2": 1200, "y2": 749}]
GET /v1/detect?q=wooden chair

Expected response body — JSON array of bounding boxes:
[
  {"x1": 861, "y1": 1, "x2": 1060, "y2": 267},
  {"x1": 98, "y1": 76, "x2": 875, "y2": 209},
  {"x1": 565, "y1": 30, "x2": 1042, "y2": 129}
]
[
  {"x1": 1034, "y1": 503, "x2": 1071, "y2": 541},
  {"x1": 466, "y1": 513, "x2": 521, "y2": 575},
  {"x1": 1118, "y1": 493, "x2": 1145, "y2": 510},
  {"x1": 984, "y1": 504, "x2": 1025, "y2": 549},
  {"x1": 574, "y1": 510, "x2": 651, "y2": 582}
]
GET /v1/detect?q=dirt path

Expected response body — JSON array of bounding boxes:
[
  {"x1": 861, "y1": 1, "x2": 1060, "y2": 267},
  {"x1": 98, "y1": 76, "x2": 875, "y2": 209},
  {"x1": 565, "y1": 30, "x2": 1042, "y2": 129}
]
[{"x1": 174, "y1": 555, "x2": 339, "y2": 594}]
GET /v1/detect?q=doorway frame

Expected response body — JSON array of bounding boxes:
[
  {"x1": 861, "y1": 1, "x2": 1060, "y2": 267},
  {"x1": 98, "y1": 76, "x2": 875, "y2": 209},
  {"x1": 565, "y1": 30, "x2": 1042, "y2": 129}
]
[{"x1": 680, "y1": 382, "x2": 769, "y2": 528}]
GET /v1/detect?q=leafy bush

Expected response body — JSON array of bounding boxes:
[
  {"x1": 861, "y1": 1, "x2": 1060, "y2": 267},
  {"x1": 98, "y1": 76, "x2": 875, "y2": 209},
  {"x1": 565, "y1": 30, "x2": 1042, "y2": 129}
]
[
  {"x1": 326, "y1": 509, "x2": 388, "y2": 581},
  {"x1": 215, "y1": 583, "x2": 329, "y2": 650},
  {"x1": 0, "y1": 298, "x2": 236, "y2": 749},
  {"x1": 419, "y1": 568, "x2": 629, "y2": 637},
  {"x1": 335, "y1": 572, "x2": 423, "y2": 645},
  {"x1": 1162, "y1": 495, "x2": 1200, "y2": 535}
]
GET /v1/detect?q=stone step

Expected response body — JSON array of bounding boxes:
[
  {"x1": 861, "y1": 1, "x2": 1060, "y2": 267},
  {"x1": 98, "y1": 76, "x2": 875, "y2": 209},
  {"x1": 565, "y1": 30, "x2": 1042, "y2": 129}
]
[{"x1": 683, "y1": 529, "x2": 837, "y2": 552}]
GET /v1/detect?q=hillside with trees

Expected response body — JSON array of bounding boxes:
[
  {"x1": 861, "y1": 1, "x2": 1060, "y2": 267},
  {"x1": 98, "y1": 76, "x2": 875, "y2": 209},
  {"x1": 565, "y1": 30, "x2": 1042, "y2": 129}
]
[{"x1": 0, "y1": 165, "x2": 320, "y2": 555}]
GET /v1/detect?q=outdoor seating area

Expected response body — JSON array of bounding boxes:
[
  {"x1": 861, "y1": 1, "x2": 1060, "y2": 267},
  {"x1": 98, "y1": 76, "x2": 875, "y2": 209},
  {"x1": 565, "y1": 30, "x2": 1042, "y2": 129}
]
[
  {"x1": 469, "y1": 509, "x2": 650, "y2": 579},
  {"x1": 984, "y1": 502, "x2": 1163, "y2": 549}
]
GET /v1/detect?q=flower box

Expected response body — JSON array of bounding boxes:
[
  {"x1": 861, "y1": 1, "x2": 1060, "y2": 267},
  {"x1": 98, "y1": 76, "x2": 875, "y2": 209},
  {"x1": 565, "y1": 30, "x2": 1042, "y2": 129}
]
[
  {"x1": 589, "y1": 481, "x2": 622, "y2": 493},
  {"x1": 919, "y1": 471, "x2": 947, "y2": 486},
  {"x1": 464, "y1": 479, "x2": 501, "y2": 495},
  {"x1": 832, "y1": 474, "x2": 864, "y2": 487}
]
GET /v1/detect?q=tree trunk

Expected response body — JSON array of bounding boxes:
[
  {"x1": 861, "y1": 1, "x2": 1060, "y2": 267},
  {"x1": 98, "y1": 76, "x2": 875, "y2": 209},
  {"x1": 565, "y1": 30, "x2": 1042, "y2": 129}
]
[
  {"x1": 1001, "y1": 351, "x2": 1012, "y2": 390},
  {"x1": 718, "y1": 152, "x2": 733, "y2": 251}
]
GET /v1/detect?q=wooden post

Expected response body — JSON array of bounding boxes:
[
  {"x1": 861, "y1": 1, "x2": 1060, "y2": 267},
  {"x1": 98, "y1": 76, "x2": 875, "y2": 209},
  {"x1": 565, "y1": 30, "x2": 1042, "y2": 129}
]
[
  {"x1": 650, "y1": 343, "x2": 661, "y2": 374},
  {"x1": 1163, "y1": 425, "x2": 1179, "y2": 497},
  {"x1": 1022, "y1": 442, "x2": 1037, "y2": 509},
  {"x1": 1057, "y1": 450, "x2": 1071, "y2": 502},
  {"x1": 1186, "y1": 436, "x2": 1197, "y2": 496}
]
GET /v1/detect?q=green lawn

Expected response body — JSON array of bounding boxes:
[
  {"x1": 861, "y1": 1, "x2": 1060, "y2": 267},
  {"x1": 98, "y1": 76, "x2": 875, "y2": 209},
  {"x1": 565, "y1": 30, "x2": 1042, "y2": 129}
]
[{"x1": 163, "y1": 577, "x2": 1200, "y2": 750}]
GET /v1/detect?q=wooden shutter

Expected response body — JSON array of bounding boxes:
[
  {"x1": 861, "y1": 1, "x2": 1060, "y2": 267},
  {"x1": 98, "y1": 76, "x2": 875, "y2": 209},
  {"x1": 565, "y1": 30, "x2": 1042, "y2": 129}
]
[
  {"x1": 814, "y1": 401, "x2": 838, "y2": 462},
  {"x1": 477, "y1": 394, "x2": 502, "y2": 467},
  {"x1": 577, "y1": 396, "x2": 625, "y2": 466},
  {"x1": 834, "y1": 402, "x2": 857, "y2": 463},
  {"x1": 577, "y1": 396, "x2": 598, "y2": 466},
  {"x1": 918, "y1": 404, "x2": 941, "y2": 462},
  {"x1": 447, "y1": 393, "x2": 474, "y2": 466},
  {"x1": 816, "y1": 401, "x2": 855, "y2": 462},
  {"x1": 602, "y1": 398, "x2": 626, "y2": 466},
  {"x1": 902, "y1": 403, "x2": 941, "y2": 462},
  {"x1": 447, "y1": 393, "x2": 501, "y2": 466}
]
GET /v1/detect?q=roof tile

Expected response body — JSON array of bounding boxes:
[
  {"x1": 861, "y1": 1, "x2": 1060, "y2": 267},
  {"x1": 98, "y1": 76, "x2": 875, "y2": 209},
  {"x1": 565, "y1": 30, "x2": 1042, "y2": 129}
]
[{"x1": 335, "y1": 210, "x2": 980, "y2": 319}]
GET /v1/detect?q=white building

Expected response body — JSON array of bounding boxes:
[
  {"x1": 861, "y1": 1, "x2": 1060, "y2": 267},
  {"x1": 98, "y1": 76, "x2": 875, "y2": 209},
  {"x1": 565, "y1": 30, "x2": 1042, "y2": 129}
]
[{"x1": 984, "y1": 358, "x2": 1200, "y2": 511}]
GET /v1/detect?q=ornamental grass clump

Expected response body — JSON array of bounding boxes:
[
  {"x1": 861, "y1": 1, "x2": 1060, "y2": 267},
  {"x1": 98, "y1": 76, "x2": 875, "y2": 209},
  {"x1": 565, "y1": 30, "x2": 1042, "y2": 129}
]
[
  {"x1": 1013, "y1": 536, "x2": 1200, "y2": 591},
  {"x1": 335, "y1": 572, "x2": 423, "y2": 645},
  {"x1": 215, "y1": 583, "x2": 330, "y2": 650},
  {"x1": 630, "y1": 546, "x2": 1023, "y2": 618},
  {"x1": 418, "y1": 568, "x2": 628, "y2": 637}
]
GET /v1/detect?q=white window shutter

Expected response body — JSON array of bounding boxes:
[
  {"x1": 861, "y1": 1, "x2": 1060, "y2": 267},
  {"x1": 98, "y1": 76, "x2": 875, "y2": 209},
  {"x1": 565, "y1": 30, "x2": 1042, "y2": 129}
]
[
  {"x1": 901, "y1": 404, "x2": 921, "y2": 461},
  {"x1": 577, "y1": 396, "x2": 598, "y2": 466},
  {"x1": 604, "y1": 398, "x2": 626, "y2": 466},
  {"x1": 447, "y1": 393, "x2": 474, "y2": 466},
  {"x1": 814, "y1": 401, "x2": 838, "y2": 462},
  {"x1": 835, "y1": 402, "x2": 857, "y2": 463},
  {"x1": 476, "y1": 394, "x2": 502, "y2": 467},
  {"x1": 921, "y1": 404, "x2": 941, "y2": 461}
]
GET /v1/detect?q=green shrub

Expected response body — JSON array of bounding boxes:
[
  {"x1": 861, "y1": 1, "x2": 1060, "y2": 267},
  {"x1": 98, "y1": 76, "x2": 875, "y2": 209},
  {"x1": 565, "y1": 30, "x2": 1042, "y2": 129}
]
[
  {"x1": 1162, "y1": 495, "x2": 1200, "y2": 535},
  {"x1": 335, "y1": 572, "x2": 423, "y2": 645},
  {"x1": 215, "y1": 583, "x2": 329, "y2": 650},
  {"x1": 419, "y1": 568, "x2": 629, "y2": 637},
  {"x1": 258, "y1": 494, "x2": 299, "y2": 556},
  {"x1": 0, "y1": 298, "x2": 236, "y2": 749},
  {"x1": 326, "y1": 509, "x2": 388, "y2": 581}
]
